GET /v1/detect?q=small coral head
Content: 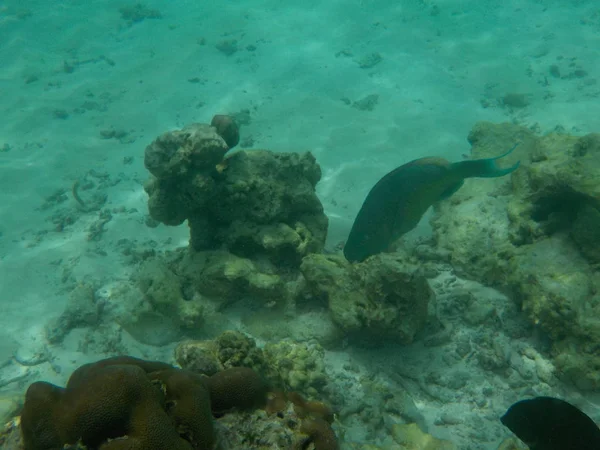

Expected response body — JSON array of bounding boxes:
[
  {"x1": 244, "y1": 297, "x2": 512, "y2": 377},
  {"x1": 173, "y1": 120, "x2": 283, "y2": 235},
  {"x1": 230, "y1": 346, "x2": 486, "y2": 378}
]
[{"x1": 211, "y1": 114, "x2": 240, "y2": 149}]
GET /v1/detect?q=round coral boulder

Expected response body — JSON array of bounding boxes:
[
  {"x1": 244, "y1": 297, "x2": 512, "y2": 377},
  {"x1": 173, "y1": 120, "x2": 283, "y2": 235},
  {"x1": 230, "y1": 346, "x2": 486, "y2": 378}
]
[{"x1": 211, "y1": 114, "x2": 239, "y2": 148}]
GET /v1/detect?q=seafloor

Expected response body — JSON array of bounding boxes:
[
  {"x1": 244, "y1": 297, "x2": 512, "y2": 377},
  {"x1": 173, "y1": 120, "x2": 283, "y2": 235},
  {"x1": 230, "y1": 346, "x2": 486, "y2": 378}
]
[{"x1": 2, "y1": 1, "x2": 600, "y2": 450}]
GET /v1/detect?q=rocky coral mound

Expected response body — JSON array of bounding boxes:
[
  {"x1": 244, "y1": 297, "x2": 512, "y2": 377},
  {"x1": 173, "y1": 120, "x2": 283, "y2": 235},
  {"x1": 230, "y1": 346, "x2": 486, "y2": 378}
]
[
  {"x1": 130, "y1": 117, "x2": 330, "y2": 338},
  {"x1": 430, "y1": 121, "x2": 600, "y2": 390},
  {"x1": 301, "y1": 252, "x2": 432, "y2": 345},
  {"x1": 144, "y1": 117, "x2": 327, "y2": 267}
]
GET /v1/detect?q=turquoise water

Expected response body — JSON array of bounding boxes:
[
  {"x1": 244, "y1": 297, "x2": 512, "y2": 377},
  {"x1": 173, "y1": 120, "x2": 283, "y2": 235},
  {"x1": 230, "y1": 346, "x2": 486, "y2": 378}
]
[{"x1": 1, "y1": 1, "x2": 600, "y2": 449}]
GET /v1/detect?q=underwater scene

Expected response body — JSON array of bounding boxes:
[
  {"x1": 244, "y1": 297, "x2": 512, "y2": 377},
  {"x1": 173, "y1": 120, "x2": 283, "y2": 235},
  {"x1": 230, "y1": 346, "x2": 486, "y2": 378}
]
[{"x1": 2, "y1": 0, "x2": 600, "y2": 449}]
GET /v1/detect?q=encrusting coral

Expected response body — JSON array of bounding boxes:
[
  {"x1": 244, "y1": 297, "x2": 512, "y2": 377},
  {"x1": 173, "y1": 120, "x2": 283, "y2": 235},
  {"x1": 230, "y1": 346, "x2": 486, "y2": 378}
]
[{"x1": 19, "y1": 355, "x2": 268, "y2": 450}]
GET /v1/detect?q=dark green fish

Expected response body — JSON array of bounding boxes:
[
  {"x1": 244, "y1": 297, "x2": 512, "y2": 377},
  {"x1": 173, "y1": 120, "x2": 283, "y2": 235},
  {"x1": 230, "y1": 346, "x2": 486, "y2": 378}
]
[
  {"x1": 343, "y1": 144, "x2": 519, "y2": 262},
  {"x1": 501, "y1": 396, "x2": 600, "y2": 449}
]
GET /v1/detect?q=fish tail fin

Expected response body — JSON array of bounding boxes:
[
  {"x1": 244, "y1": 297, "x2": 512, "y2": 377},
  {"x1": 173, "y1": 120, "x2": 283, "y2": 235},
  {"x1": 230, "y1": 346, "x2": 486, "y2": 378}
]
[
  {"x1": 458, "y1": 143, "x2": 521, "y2": 178},
  {"x1": 486, "y1": 143, "x2": 520, "y2": 176}
]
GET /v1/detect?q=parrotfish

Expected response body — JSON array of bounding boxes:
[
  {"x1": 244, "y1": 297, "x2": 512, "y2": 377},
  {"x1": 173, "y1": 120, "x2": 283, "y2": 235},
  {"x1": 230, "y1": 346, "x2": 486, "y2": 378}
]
[
  {"x1": 501, "y1": 396, "x2": 600, "y2": 449},
  {"x1": 343, "y1": 144, "x2": 519, "y2": 262}
]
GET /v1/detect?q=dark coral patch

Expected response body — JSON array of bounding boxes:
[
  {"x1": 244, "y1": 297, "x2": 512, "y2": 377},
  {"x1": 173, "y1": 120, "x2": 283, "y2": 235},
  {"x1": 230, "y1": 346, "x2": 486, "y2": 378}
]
[
  {"x1": 211, "y1": 114, "x2": 240, "y2": 149},
  {"x1": 206, "y1": 366, "x2": 268, "y2": 414}
]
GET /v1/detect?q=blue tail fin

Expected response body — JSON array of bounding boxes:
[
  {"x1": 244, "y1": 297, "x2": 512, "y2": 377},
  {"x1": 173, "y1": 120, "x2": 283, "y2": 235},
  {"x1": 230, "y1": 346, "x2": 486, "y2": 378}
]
[
  {"x1": 455, "y1": 143, "x2": 520, "y2": 178},
  {"x1": 486, "y1": 143, "x2": 520, "y2": 177}
]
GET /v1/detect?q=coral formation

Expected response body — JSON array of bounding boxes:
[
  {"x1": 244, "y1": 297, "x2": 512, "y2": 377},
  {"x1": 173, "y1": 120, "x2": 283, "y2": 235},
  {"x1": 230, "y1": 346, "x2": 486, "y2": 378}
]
[
  {"x1": 144, "y1": 121, "x2": 230, "y2": 227},
  {"x1": 175, "y1": 339, "x2": 222, "y2": 376},
  {"x1": 263, "y1": 340, "x2": 329, "y2": 398},
  {"x1": 430, "y1": 121, "x2": 600, "y2": 389},
  {"x1": 214, "y1": 330, "x2": 267, "y2": 372},
  {"x1": 297, "y1": 417, "x2": 340, "y2": 450},
  {"x1": 173, "y1": 335, "x2": 342, "y2": 448},
  {"x1": 143, "y1": 118, "x2": 327, "y2": 266},
  {"x1": 12, "y1": 350, "x2": 341, "y2": 450},
  {"x1": 175, "y1": 330, "x2": 269, "y2": 377},
  {"x1": 175, "y1": 331, "x2": 331, "y2": 402},
  {"x1": 177, "y1": 250, "x2": 292, "y2": 304},
  {"x1": 133, "y1": 117, "x2": 331, "y2": 333},
  {"x1": 301, "y1": 252, "x2": 432, "y2": 345},
  {"x1": 210, "y1": 114, "x2": 240, "y2": 148},
  {"x1": 19, "y1": 356, "x2": 268, "y2": 450}
]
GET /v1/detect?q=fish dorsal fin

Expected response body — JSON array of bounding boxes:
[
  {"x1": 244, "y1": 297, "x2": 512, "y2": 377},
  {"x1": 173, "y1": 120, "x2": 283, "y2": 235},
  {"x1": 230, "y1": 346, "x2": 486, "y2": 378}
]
[{"x1": 406, "y1": 157, "x2": 451, "y2": 168}]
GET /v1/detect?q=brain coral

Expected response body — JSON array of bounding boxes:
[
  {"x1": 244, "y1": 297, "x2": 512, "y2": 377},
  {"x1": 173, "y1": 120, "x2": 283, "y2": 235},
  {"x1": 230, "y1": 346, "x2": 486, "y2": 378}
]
[
  {"x1": 206, "y1": 367, "x2": 268, "y2": 414},
  {"x1": 20, "y1": 356, "x2": 267, "y2": 450}
]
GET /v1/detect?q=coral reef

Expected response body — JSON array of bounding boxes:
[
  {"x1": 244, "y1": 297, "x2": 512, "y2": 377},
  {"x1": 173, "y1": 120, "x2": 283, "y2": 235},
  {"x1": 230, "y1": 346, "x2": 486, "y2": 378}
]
[
  {"x1": 173, "y1": 333, "x2": 342, "y2": 448},
  {"x1": 265, "y1": 390, "x2": 339, "y2": 450},
  {"x1": 143, "y1": 117, "x2": 327, "y2": 266},
  {"x1": 175, "y1": 331, "x2": 331, "y2": 402},
  {"x1": 175, "y1": 339, "x2": 222, "y2": 376},
  {"x1": 429, "y1": 121, "x2": 600, "y2": 389},
  {"x1": 144, "y1": 121, "x2": 230, "y2": 227},
  {"x1": 19, "y1": 355, "x2": 268, "y2": 450},
  {"x1": 7, "y1": 352, "x2": 342, "y2": 450},
  {"x1": 300, "y1": 252, "x2": 432, "y2": 345},
  {"x1": 175, "y1": 330, "x2": 267, "y2": 377}
]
